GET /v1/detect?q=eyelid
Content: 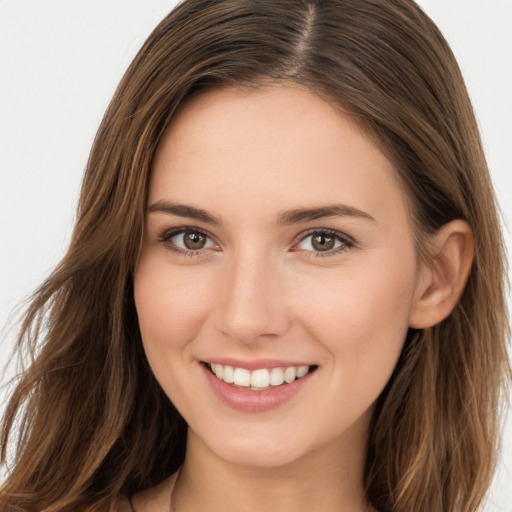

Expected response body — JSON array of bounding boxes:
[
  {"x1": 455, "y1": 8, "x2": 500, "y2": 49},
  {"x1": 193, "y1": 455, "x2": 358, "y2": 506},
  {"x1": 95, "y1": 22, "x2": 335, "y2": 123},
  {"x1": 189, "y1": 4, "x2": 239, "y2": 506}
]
[
  {"x1": 158, "y1": 226, "x2": 220, "y2": 255},
  {"x1": 156, "y1": 225, "x2": 356, "y2": 258},
  {"x1": 293, "y1": 228, "x2": 356, "y2": 256}
]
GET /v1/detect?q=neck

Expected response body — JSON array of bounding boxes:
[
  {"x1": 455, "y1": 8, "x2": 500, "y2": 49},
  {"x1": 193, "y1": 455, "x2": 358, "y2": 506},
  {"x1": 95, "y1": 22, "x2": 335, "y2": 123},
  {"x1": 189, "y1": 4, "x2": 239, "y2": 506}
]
[{"x1": 174, "y1": 421, "x2": 373, "y2": 512}]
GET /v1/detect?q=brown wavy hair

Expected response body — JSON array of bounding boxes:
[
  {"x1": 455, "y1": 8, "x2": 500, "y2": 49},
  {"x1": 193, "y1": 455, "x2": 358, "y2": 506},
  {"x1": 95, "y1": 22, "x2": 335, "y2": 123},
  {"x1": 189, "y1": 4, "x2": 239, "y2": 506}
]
[{"x1": 1, "y1": 1, "x2": 509, "y2": 511}]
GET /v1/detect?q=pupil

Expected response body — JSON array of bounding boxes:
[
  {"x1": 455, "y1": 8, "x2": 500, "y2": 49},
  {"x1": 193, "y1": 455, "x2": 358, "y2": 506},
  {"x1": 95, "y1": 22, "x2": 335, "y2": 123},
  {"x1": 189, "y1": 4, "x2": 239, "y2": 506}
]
[
  {"x1": 184, "y1": 232, "x2": 206, "y2": 250},
  {"x1": 312, "y1": 234, "x2": 334, "y2": 251}
]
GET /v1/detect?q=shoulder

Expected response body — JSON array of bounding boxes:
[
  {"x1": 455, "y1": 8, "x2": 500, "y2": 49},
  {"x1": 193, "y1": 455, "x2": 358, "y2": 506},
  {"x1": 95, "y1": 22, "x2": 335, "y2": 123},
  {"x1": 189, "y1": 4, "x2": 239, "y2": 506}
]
[
  {"x1": 87, "y1": 499, "x2": 132, "y2": 512},
  {"x1": 90, "y1": 472, "x2": 177, "y2": 512},
  {"x1": 114, "y1": 499, "x2": 134, "y2": 512},
  {"x1": 126, "y1": 474, "x2": 177, "y2": 512}
]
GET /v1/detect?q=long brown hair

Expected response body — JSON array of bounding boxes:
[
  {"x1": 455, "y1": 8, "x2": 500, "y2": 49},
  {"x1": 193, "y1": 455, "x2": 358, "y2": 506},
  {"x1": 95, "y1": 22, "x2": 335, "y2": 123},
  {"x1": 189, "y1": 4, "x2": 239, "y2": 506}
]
[{"x1": 1, "y1": 1, "x2": 509, "y2": 511}]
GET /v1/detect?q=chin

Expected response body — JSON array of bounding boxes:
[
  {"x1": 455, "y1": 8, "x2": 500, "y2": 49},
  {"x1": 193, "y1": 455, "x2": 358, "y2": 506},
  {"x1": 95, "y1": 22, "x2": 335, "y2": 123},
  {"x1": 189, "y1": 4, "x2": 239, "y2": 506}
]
[{"x1": 191, "y1": 425, "x2": 317, "y2": 469}]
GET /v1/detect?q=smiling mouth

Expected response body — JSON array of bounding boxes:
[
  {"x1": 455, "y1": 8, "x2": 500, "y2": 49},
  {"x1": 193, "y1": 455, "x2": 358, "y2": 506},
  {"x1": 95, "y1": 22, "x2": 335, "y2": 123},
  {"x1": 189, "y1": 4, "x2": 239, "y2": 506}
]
[{"x1": 205, "y1": 362, "x2": 318, "y2": 391}]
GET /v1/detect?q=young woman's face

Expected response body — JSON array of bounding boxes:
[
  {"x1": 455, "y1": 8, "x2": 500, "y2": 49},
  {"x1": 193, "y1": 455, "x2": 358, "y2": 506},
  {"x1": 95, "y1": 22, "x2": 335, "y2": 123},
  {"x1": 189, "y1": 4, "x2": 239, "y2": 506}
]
[{"x1": 134, "y1": 84, "x2": 424, "y2": 469}]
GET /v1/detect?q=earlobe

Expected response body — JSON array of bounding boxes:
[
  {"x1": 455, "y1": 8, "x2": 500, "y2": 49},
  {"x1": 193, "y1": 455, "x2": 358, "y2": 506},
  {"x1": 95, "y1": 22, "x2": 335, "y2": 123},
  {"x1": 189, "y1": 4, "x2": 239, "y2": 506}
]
[{"x1": 409, "y1": 220, "x2": 474, "y2": 329}]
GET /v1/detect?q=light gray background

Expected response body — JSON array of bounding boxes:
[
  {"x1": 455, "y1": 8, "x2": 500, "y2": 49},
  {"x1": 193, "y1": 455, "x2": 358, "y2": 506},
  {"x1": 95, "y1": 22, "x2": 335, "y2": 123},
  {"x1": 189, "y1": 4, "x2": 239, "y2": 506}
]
[{"x1": 1, "y1": 1, "x2": 511, "y2": 510}]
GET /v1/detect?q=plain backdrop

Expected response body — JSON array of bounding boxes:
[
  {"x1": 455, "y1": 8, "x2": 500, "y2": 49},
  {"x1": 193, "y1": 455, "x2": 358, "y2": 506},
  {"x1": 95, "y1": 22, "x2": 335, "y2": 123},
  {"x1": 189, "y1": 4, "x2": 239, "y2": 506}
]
[{"x1": 1, "y1": 1, "x2": 511, "y2": 510}]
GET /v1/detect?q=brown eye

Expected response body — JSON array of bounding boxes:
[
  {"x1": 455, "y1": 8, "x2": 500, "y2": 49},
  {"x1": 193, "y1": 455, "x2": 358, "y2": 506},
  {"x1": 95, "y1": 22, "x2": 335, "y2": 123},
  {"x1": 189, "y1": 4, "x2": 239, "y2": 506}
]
[
  {"x1": 311, "y1": 234, "x2": 335, "y2": 251},
  {"x1": 183, "y1": 231, "x2": 207, "y2": 250},
  {"x1": 295, "y1": 230, "x2": 353, "y2": 256},
  {"x1": 162, "y1": 228, "x2": 217, "y2": 254}
]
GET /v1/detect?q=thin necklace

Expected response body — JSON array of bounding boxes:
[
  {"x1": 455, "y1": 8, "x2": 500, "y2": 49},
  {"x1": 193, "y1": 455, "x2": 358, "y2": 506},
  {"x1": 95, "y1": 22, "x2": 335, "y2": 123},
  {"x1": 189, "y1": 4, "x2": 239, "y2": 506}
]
[{"x1": 128, "y1": 469, "x2": 181, "y2": 512}]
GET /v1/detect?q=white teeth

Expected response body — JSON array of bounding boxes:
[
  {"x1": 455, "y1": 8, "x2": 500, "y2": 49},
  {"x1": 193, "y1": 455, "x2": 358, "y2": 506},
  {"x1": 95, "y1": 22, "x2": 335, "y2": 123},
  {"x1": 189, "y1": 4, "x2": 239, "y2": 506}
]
[
  {"x1": 209, "y1": 363, "x2": 312, "y2": 389},
  {"x1": 233, "y1": 367, "x2": 251, "y2": 387},
  {"x1": 214, "y1": 364, "x2": 223, "y2": 379},
  {"x1": 251, "y1": 369, "x2": 270, "y2": 388},
  {"x1": 296, "y1": 365, "x2": 309, "y2": 378},
  {"x1": 284, "y1": 366, "x2": 296, "y2": 383},
  {"x1": 223, "y1": 365, "x2": 234, "y2": 383},
  {"x1": 269, "y1": 367, "x2": 285, "y2": 386}
]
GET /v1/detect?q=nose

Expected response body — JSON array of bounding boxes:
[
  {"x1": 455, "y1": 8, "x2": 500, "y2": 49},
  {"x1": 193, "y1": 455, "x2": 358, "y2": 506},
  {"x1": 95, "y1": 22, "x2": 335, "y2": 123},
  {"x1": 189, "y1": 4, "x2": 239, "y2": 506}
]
[{"x1": 214, "y1": 249, "x2": 291, "y2": 344}]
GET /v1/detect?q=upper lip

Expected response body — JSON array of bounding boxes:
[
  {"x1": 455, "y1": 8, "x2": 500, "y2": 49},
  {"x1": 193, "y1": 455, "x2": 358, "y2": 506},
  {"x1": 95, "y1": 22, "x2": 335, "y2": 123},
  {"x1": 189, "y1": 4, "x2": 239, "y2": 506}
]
[{"x1": 202, "y1": 358, "x2": 314, "y2": 371}]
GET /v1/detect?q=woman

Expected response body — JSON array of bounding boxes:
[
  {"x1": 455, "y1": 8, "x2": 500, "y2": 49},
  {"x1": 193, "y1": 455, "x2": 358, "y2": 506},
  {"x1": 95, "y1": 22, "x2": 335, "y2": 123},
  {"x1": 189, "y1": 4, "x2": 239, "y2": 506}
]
[{"x1": 0, "y1": 1, "x2": 509, "y2": 511}]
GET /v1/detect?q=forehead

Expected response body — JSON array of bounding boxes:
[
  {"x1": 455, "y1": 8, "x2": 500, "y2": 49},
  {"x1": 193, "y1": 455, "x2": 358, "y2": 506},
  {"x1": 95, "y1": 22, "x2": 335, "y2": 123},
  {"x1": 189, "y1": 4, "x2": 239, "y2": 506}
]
[{"x1": 149, "y1": 84, "x2": 410, "y2": 229}]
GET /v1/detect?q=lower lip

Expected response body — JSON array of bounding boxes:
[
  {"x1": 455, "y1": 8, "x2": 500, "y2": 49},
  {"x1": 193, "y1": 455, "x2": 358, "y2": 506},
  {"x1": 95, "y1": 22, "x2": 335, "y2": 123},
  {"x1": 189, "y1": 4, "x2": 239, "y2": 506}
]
[{"x1": 202, "y1": 364, "x2": 315, "y2": 412}]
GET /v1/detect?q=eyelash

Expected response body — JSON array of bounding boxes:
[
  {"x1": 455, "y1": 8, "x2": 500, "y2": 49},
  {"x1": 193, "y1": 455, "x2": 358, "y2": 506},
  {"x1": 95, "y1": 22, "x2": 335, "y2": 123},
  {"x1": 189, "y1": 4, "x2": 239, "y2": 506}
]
[
  {"x1": 158, "y1": 227, "x2": 218, "y2": 257},
  {"x1": 294, "y1": 228, "x2": 355, "y2": 258},
  {"x1": 157, "y1": 227, "x2": 355, "y2": 258}
]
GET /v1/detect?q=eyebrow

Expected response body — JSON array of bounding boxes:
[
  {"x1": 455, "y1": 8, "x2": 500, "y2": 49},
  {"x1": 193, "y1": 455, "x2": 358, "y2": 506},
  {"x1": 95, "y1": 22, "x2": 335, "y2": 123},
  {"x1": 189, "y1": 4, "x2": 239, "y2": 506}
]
[
  {"x1": 148, "y1": 200, "x2": 222, "y2": 226},
  {"x1": 276, "y1": 205, "x2": 375, "y2": 226},
  {"x1": 147, "y1": 200, "x2": 375, "y2": 226}
]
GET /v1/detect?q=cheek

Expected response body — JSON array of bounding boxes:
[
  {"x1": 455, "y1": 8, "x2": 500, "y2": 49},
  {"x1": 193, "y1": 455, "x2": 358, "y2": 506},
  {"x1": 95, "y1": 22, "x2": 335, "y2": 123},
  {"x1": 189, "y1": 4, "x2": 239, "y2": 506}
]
[
  {"x1": 294, "y1": 257, "x2": 417, "y2": 382},
  {"x1": 300, "y1": 264, "x2": 413, "y2": 330},
  {"x1": 134, "y1": 257, "x2": 215, "y2": 358}
]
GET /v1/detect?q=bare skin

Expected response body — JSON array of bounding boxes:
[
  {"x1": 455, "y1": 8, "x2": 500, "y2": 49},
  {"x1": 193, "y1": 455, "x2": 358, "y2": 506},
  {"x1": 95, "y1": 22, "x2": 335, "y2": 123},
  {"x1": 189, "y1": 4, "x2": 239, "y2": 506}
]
[{"x1": 130, "y1": 84, "x2": 473, "y2": 512}]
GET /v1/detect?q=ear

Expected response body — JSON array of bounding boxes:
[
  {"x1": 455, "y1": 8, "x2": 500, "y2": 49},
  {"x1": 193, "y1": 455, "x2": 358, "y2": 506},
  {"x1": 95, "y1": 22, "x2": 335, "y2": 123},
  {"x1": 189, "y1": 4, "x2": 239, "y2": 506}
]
[{"x1": 409, "y1": 220, "x2": 474, "y2": 329}]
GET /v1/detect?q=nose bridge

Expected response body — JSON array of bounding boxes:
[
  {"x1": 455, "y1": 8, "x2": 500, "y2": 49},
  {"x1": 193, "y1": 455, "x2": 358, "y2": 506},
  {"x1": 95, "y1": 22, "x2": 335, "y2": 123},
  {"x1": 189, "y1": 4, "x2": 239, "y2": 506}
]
[{"x1": 215, "y1": 246, "x2": 289, "y2": 343}]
